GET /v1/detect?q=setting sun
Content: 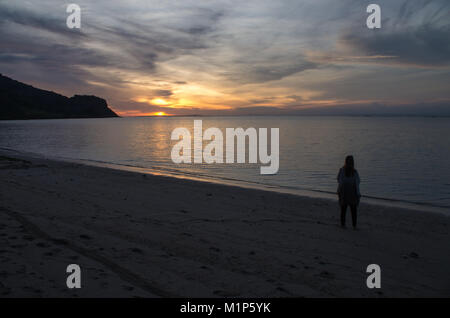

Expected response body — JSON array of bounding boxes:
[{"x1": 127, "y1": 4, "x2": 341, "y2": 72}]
[{"x1": 150, "y1": 111, "x2": 170, "y2": 116}]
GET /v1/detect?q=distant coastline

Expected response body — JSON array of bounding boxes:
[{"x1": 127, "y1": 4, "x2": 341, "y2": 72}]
[
  {"x1": 0, "y1": 73, "x2": 118, "y2": 120},
  {"x1": 121, "y1": 114, "x2": 450, "y2": 118}
]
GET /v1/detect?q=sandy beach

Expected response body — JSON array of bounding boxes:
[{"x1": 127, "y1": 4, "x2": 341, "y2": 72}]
[{"x1": 0, "y1": 149, "x2": 449, "y2": 298}]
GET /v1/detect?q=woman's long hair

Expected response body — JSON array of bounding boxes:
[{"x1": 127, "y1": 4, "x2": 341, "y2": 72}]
[{"x1": 344, "y1": 155, "x2": 355, "y2": 177}]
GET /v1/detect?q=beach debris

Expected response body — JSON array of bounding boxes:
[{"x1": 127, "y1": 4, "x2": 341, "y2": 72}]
[
  {"x1": 131, "y1": 247, "x2": 143, "y2": 254},
  {"x1": 79, "y1": 234, "x2": 91, "y2": 240},
  {"x1": 409, "y1": 252, "x2": 419, "y2": 259},
  {"x1": 35, "y1": 242, "x2": 50, "y2": 248},
  {"x1": 403, "y1": 252, "x2": 419, "y2": 259},
  {"x1": 319, "y1": 271, "x2": 335, "y2": 279}
]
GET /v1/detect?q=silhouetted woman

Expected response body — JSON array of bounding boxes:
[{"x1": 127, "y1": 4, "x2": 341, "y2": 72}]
[{"x1": 337, "y1": 155, "x2": 361, "y2": 229}]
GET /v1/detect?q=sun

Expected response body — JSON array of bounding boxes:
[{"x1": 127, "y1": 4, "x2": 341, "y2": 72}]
[{"x1": 149, "y1": 111, "x2": 170, "y2": 116}]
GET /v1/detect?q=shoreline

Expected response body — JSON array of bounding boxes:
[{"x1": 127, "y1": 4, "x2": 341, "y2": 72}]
[
  {"x1": 67, "y1": 158, "x2": 450, "y2": 216},
  {"x1": 2, "y1": 147, "x2": 448, "y2": 216},
  {"x1": 1, "y1": 149, "x2": 449, "y2": 297}
]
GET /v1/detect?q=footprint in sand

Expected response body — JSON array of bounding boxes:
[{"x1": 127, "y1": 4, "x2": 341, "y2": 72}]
[
  {"x1": 22, "y1": 235, "x2": 34, "y2": 241},
  {"x1": 276, "y1": 286, "x2": 291, "y2": 295},
  {"x1": 131, "y1": 247, "x2": 143, "y2": 254},
  {"x1": 213, "y1": 290, "x2": 238, "y2": 297},
  {"x1": 319, "y1": 270, "x2": 335, "y2": 279}
]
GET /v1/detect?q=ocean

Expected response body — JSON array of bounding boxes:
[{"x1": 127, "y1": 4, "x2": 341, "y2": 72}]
[{"x1": 1, "y1": 116, "x2": 449, "y2": 211}]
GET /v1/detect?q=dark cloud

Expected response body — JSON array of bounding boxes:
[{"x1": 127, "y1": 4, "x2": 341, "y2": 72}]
[
  {"x1": 0, "y1": 28, "x2": 111, "y2": 89},
  {"x1": 153, "y1": 90, "x2": 173, "y2": 97},
  {"x1": 342, "y1": 25, "x2": 450, "y2": 67},
  {"x1": 0, "y1": 4, "x2": 86, "y2": 38},
  {"x1": 175, "y1": 9, "x2": 224, "y2": 35},
  {"x1": 230, "y1": 60, "x2": 317, "y2": 83},
  {"x1": 340, "y1": 0, "x2": 450, "y2": 67}
]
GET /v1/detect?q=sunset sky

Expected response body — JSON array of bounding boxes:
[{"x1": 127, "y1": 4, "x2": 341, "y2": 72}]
[{"x1": 1, "y1": 0, "x2": 449, "y2": 116}]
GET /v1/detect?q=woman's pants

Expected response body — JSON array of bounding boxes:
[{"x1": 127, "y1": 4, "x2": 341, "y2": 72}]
[{"x1": 340, "y1": 203, "x2": 357, "y2": 227}]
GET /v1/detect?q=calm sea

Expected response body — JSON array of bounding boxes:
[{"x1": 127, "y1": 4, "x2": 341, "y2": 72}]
[{"x1": 1, "y1": 116, "x2": 449, "y2": 211}]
